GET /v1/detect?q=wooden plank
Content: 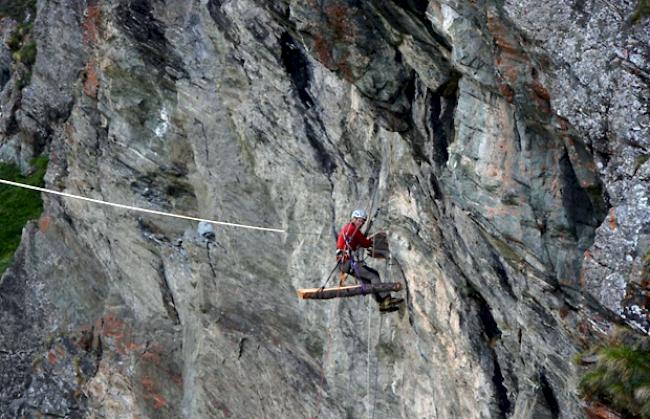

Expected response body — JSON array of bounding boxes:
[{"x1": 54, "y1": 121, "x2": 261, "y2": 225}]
[{"x1": 298, "y1": 282, "x2": 402, "y2": 300}]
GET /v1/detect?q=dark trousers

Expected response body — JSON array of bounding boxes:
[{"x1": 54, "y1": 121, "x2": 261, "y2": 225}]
[{"x1": 339, "y1": 260, "x2": 389, "y2": 303}]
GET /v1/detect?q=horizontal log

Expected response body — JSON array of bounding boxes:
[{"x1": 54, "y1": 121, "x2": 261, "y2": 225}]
[{"x1": 298, "y1": 282, "x2": 402, "y2": 300}]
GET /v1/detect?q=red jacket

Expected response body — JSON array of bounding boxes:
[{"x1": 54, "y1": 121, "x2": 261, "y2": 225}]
[{"x1": 337, "y1": 222, "x2": 372, "y2": 252}]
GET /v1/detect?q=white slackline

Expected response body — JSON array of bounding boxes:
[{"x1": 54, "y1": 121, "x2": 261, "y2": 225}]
[{"x1": 0, "y1": 178, "x2": 285, "y2": 234}]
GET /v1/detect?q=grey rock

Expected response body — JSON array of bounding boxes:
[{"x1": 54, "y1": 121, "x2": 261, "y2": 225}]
[{"x1": 0, "y1": 0, "x2": 648, "y2": 418}]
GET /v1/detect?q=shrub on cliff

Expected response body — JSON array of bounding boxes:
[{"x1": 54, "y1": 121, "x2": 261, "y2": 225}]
[
  {"x1": 0, "y1": 156, "x2": 48, "y2": 274},
  {"x1": 579, "y1": 328, "x2": 650, "y2": 418},
  {"x1": 632, "y1": 0, "x2": 650, "y2": 23},
  {"x1": 0, "y1": 0, "x2": 36, "y2": 22}
]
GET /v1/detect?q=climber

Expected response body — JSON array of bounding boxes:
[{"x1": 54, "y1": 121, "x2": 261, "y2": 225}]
[{"x1": 336, "y1": 209, "x2": 403, "y2": 312}]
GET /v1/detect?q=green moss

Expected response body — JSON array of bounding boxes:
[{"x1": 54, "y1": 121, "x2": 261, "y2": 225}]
[
  {"x1": 0, "y1": 156, "x2": 48, "y2": 274},
  {"x1": 636, "y1": 155, "x2": 649, "y2": 173},
  {"x1": 488, "y1": 236, "x2": 523, "y2": 267},
  {"x1": 6, "y1": 21, "x2": 33, "y2": 52},
  {"x1": 631, "y1": 0, "x2": 650, "y2": 23},
  {"x1": 5, "y1": 16, "x2": 37, "y2": 73},
  {"x1": 6, "y1": 32, "x2": 22, "y2": 51},
  {"x1": 16, "y1": 41, "x2": 36, "y2": 65},
  {"x1": 0, "y1": 0, "x2": 36, "y2": 22},
  {"x1": 578, "y1": 329, "x2": 650, "y2": 418},
  {"x1": 16, "y1": 69, "x2": 31, "y2": 89}
]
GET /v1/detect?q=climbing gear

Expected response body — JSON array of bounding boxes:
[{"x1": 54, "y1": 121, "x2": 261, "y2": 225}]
[
  {"x1": 351, "y1": 208, "x2": 368, "y2": 219},
  {"x1": 378, "y1": 297, "x2": 404, "y2": 312},
  {"x1": 317, "y1": 260, "x2": 341, "y2": 291},
  {"x1": 379, "y1": 305, "x2": 400, "y2": 314},
  {"x1": 367, "y1": 231, "x2": 389, "y2": 259}
]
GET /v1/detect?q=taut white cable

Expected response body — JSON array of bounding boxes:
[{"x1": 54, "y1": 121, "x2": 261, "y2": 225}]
[{"x1": 0, "y1": 178, "x2": 285, "y2": 234}]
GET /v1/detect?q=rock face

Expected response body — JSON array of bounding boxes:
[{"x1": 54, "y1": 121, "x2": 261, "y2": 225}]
[{"x1": 0, "y1": 0, "x2": 648, "y2": 418}]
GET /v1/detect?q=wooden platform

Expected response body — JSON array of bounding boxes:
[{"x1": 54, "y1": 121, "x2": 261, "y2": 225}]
[{"x1": 298, "y1": 282, "x2": 402, "y2": 300}]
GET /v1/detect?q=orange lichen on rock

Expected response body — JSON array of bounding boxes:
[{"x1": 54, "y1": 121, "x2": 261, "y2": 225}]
[
  {"x1": 47, "y1": 344, "x2": 66, "y2": 365},
  {"x1": 313, "y1": 34, "x2": 333, "y2": 68},
  {"x1": 487, "y1": 11, "x2": 529, "y2": 97},
  {"x1": 324, "y1": 3, "x2": 355, "y2": 42},
  {"x1": 96, "y1": 314, "x2": 142, "y2": 355},
  {"x1": 584, "y1": 402, "x2": 623, "y2": 419},
  {"x1": 82, "y1": 4, "x2": 102, "y2": 45},
  {"x1": 141, "y1": 375, "x2": 169, "y2": 409},
  {"x1": 530, "y1": 79, "x2": 551, "y2": 102},
  {"x1": 38, "y1": 215, "x2": 51, "y2": 232},
  {"x1": 608, "y1": 208, "x2": 617, "y2": 231},
  {"x1": 83, "y1": 60, "x2": 99, "y2": 98}
]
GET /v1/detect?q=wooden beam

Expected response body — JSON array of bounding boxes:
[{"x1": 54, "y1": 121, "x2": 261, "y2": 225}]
[{"x1": 298, "y1": 282, "x2": 402, "y2": 300}]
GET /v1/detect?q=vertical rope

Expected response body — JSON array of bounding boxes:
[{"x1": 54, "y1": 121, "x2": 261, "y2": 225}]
[
  {"x1": 371, "y1": 315, "x2": 383, "y2": 419},
  {"x1": 313, "y1": 301, "x2": 338, "y2": 419},
  {"x1": 366, "y1": 295, "x2": 372, "y2": 419},
  {"x1": 368, "y1": 134, "x2": 396, "y2": 419}
]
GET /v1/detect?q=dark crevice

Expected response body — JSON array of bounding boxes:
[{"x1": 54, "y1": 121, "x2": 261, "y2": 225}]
[
  {"x1": 0, "y1": 68, "x2": 10, "y2": 90},
  {"x1": 404, "y1": 72, "x2": 417, "y2": 104},
  {"x1": 438, "y1": 69, "x2": 462, "y2": 99},
  {"x1": 539, "y1": 371, "x2": 561, "y2": 419},
  {"x1": 429, "y1": 94, "x2": 449, "y2": 165},
  {"x1": 406, "y1": 76, "x2": 430, "y2": 164},
  {"x1": 492, "y1": 357, "x2": 511, "y2": 418},
  {"x1": 429, "y1": 173, "x2": 443, "y2": 200},
  {"x1": 402, "y1": 0, "x2": 430, "y2": 15},
  {"x1": 489, "y1": 252, "x2": 517, "y2": 300},
  {"x1": 207, "y1": 0, "x2": 235, "y2": 41},
  {"x1": 116, "y1": 0, "x2": 187, "y2": 83},
  {"x1": 557, "y1": 150, "x2": 606, "y2": 267},
  {"x1": 430, "y1": 71, "x2": 460, "y2": 166},
  {"x1": 467, "y1": 287, "x2": 511, "y2": 417},
  {"x1": 156, "y1": 263, "x2": 181, "y2": 325},
  {"x1": 559, "y1": 151, "x2": 599, "y2": 231},
  {"x1": 279, "y1": 32, "x2": 313, "y2": 108},
  {"x1": 5, "y1": 112, "x2": 19, "y2": 136},
  {"x1": 305, "y1": 122, "x2": 336, "y2": 175},
  {"x1": 206, "y1": 242, "x2": 218, "y2": 280},
  {"x1": 473, "y1": 291, "x2": 501, "y2": 341}
]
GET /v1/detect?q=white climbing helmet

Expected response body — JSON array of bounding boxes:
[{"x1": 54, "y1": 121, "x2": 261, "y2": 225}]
[{"x1": 351, "y1": 209, "x2": 368, "y2": 220}]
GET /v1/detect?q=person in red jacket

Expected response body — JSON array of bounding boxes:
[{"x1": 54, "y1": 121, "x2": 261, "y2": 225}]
[{"x1": 337, "y1": 209, "x2": 403, "y2": 312}]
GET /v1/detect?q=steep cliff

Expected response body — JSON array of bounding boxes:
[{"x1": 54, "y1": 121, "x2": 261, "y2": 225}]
[{"x1": 0, "y1": 0, "x2": 648, "y2": 418}]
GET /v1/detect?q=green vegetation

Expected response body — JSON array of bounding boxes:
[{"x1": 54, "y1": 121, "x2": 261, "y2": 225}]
[
  {"x1": 0, "y1": 156, "x2": 48, "y2": 274},
  {"x1": 13, "y1": 41, "x2": 36, "y2": 65},
  {"x1": 632, "y1": 0, "x2": 650, "y2": 23},
  {"x1": 0, "y1": 0, "x2": 36, "y2": 22},
  {"x1": 2, "y1": 2, "x2": 37, "y2": 87},
  {"x1": 578, "y1": 328, "x2": 650, "y2": 418},
  {"x1": 16, "y1": 69, "x2": 31, "y2": 89},
  {"x1": 6, "y1": 21, "x2": 32, "y2": 51}
]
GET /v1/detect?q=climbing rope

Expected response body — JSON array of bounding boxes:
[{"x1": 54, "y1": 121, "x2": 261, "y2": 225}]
[
  {"x1": 313, "y1": 300, "x2": 339, "y2": 419},
  {"x1": 0, "y1": 178, "x2": 285, "y2": 233},
  {"x1": 366, "y1": 294, "x2": 372, "y2": 419},
  {"x1": 368, "y1": 135, "x2": 398, "y2": 419},
  {"x1": 370, "y1": 315, "x2": 383, "y2": 419}
]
